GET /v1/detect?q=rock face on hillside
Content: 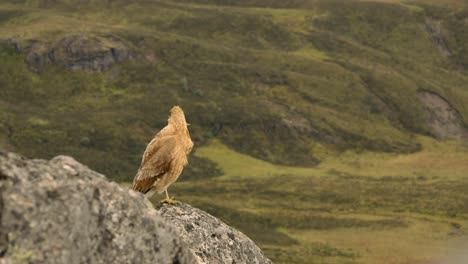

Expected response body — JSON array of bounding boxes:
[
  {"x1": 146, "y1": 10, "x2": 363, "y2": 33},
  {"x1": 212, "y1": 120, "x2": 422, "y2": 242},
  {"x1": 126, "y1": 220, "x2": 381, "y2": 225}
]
[
  {"x1": 0, "y1": 152, "x2": 196, "y2": 264},
  {"x1": 24, "y1": 34, "x2": 132, "y2": 72},
  {"x1": 424, "y1": 19, "x2": 451, "y2": 57},
  {"x1": 159, "y1": 203, "x2": 273, "y2": 264},
  {"x1": 417, "y1": 90, "x2": 468, "y2": 140}
]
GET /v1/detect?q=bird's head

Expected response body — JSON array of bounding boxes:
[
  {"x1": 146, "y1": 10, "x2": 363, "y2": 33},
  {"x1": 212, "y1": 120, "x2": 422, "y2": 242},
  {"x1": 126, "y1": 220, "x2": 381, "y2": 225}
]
[{"x1": 168, "y1": 106, "x2": 190, "y2": 131}]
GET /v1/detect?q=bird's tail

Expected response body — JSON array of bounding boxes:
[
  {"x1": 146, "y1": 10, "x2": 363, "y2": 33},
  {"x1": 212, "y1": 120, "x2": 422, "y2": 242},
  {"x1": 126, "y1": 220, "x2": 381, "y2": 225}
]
[
  {"x1": 131, "y1": 170, "x2": 140, "y2": 190},
  {"x1": 132, "y1": 169, "x2": 156, "y2": 194}
]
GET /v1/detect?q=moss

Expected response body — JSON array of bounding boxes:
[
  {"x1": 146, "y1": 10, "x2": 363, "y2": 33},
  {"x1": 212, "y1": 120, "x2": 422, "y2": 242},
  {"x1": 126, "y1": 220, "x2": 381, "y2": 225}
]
[{"x1": 11, "y1": 246, "x2": 34, "y2": 264}]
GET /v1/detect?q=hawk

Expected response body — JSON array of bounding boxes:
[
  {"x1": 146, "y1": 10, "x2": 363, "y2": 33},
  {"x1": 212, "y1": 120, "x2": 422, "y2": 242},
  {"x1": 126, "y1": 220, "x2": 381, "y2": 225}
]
[{"x1": 132, "y1": 106, "x2": 193, "y2": 204}]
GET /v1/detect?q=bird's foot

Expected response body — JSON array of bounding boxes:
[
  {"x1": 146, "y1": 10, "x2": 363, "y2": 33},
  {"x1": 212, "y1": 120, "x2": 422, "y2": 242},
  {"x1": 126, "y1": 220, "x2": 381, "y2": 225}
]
[{"x1": 159, "y1": 197, "x2": 179, "y2": 205}]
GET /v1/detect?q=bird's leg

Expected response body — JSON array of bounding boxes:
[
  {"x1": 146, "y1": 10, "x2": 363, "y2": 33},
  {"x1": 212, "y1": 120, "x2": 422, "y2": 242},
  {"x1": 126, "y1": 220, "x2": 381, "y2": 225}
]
[{"x1": 159, "y1": 189, "x2": 179, "y2": 205}]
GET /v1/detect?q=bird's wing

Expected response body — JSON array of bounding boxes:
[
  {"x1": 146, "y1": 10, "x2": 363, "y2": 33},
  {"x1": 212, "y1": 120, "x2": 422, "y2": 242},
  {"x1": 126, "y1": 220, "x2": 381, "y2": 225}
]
[
  {"x1": 132, "y1": 134, "x2": 177, "y2": 193},
  {"x1": 139, "y1": 125, "x2": 174, "y2": 166}
]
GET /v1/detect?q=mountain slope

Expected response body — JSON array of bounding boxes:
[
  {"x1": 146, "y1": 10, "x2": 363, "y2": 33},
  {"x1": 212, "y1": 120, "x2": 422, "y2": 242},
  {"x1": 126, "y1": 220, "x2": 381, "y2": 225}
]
[
  {"x1": 1, "y1": 1, "x2": 468, "y2": 263},
  {"x1": 0, "y1": 0, "x2": 467, "y2": 177}
]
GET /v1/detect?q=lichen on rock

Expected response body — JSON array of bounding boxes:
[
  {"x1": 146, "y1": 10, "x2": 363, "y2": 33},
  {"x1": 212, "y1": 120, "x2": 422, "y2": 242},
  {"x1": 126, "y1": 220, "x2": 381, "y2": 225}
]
[{"x1": 159, "y1": 203, "x2": 273, "y2": 264}]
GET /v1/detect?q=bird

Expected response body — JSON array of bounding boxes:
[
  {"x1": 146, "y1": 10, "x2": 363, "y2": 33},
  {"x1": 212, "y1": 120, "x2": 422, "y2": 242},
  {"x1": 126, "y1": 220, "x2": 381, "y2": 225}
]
[{"x1": 132, "y1": 106, "x2": 193, "y2": 204}]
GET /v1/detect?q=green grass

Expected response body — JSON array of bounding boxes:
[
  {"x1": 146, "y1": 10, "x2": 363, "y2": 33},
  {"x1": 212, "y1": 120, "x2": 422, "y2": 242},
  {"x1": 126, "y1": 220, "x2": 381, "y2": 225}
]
[
  {"x1": 194, "y1": 139, "x2": 321, "y2": 179},
  {"x1": 1, "y1": 0, "x2": 468, "y2": 177},
  {"x1": 1, "y1": 1, "x2": 468, "y2": 263},
  {"x1": 169, "y1": 137, "x2": 468, "y2": 264},
  {"x1": 195, "y1": 136, "x2": 468, "y2": 181}
]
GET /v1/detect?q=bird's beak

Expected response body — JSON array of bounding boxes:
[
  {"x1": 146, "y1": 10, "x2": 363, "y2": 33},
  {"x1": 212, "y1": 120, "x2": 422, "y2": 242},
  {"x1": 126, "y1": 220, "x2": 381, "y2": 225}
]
[{"x1": 187, "y1": 123, "x2": 191, "y2": 126}]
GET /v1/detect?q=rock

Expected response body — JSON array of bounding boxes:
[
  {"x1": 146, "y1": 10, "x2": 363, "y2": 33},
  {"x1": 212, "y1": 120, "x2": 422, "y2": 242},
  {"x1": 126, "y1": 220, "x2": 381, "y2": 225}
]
[
  {"x1": 424, "y1": 19, "x2": 451, "y2": 57},
  {"x1": 158, "y1": 203, "x2": 273, "y2": 264},
  {"x1": 25, "y1": 34, "x2": 132, "y2": 72},
  {"x1": 0, "y1": 152, "x2": 197, "y2": 264},
  {"x1": 417, "y1": 90, "x2": 468, "y2": 140},
  {"x1": 0, "y1": 39, "x2": 18, "y2": 55},
  {"x1": 0, "y1": 152, "x2": 272, "y2": 264}
]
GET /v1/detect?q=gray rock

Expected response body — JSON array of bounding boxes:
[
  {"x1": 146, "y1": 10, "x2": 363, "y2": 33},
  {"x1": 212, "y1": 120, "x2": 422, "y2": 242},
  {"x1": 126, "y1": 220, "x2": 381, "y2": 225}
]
[
  {"x1": 424, "y1": 19, "x2": 451, "y2": 57},
  {"x1": 25, "y1": 34, "x2": 132, "y2": 72},
  {"x1": 0, "y1": 152, "x2": 197, "y2": 264},
  {"x1": 159, "y1": 203, "x2": 273, "y2": 264},
  {"x1": 417, "y1": 90, "x2": 468, "y2": 140},
  {"x1": 0, "y1": 39, "x2": 19, "y2": 54}
]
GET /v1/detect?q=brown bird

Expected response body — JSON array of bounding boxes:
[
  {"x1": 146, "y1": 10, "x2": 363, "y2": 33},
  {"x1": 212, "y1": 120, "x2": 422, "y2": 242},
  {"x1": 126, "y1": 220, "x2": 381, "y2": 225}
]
[{"x1": 132, "y1": 106, "x2": 194, "y2": 204}]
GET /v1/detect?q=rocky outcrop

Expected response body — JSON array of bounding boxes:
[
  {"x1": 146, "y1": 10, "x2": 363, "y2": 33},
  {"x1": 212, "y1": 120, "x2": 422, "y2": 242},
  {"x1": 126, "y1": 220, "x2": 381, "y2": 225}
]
[
  {"x1": 0, "y1": 39, "x2": 20, "y2": 55},
  {"x1": 24, "y1": 34, "x2": 132, "y2": 72},
  {"x1": 424, "y1": 19, "x2": 451, "y2": 57},
  {"x1": 0, "y1": 152, "x2": 196, "y2": 264},
  {"x1": 417, "y1": 90, "x2": 468, "y2": 140},
  {"x1": 159, "y1": 203, "x2": 273, "y2": 264},
  {"x1": 0, "y1": 152, "x2": 273, "y2": 264}
]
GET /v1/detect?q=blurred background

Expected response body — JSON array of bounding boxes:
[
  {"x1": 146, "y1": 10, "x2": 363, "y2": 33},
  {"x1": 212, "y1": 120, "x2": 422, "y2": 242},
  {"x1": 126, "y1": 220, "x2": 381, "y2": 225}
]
[{"x1": 1, "y1": 0, "x2": 468, "y2": 263}]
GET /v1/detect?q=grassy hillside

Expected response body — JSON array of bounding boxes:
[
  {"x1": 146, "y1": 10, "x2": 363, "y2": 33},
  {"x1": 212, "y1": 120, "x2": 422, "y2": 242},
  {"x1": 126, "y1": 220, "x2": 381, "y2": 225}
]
[
  {"x1": 1, "y1": 0, "x2": 468, "y2": 263},
  {"x1": 1, "y1": 0, "x2": 468, "y2": 180},
  {"x1": 171, "y1": 136, "x2": 468, "y2": 263}
]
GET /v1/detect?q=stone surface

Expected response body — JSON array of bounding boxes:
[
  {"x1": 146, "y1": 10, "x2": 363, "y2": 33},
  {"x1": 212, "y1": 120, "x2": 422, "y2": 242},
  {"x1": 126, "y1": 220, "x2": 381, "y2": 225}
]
[
  {"x1": 25, "y1": 34, "x2": 132, "y2": 72},
  {"x1": 417, "y1": 90, "x2": 468, "y2": 140},
  {"x1": 0, "y1": 39, "x2": 21, "y2": 54},
  {"x1": 0, "y1": 152, "x2": 197, "y2": 264},
  {"x1": 424, "y1": 19, "x2": 451, "y2": 57},
  {"x1": 159, "y1": 203, "x2": 273, "y2": 264}
]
